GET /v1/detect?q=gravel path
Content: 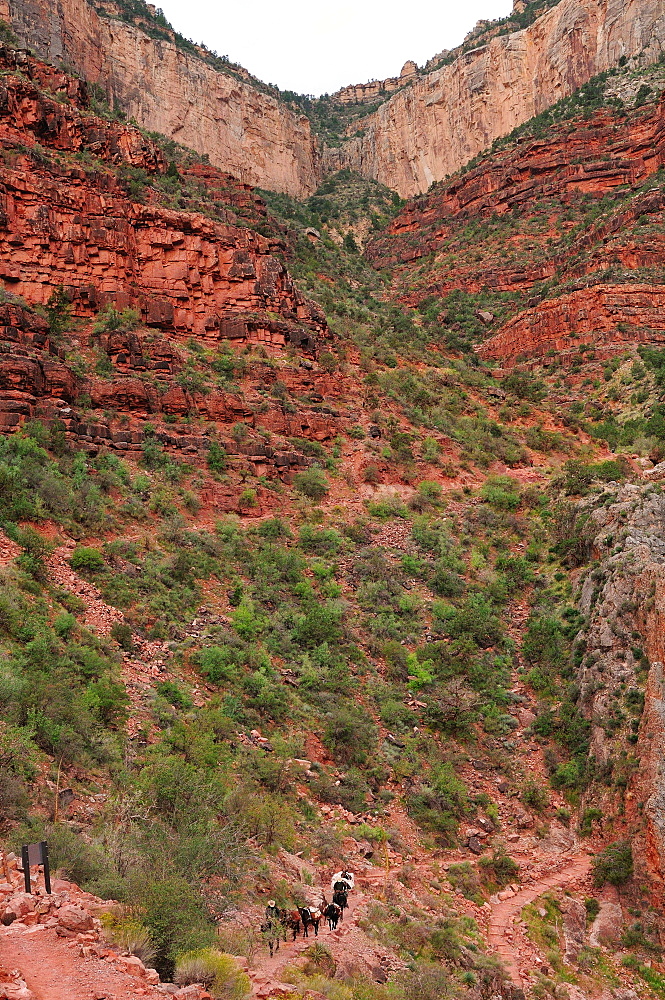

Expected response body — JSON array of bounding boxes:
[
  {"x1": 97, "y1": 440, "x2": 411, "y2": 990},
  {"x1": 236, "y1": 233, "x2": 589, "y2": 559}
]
[{"x1": 487, "y1": 853, "x2": 593, "y2": 984}]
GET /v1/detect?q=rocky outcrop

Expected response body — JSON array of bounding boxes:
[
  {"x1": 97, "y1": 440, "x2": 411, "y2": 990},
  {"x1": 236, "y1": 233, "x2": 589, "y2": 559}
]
[
  {"x1": 570, "y1": 486, "x2": 665, "y2": 899},
  {"x1": 5, "y1": 0, "x2": 319, "y2": 197},
  {"x1": 332, "y1": 62, "x2": 419, "y2": 107},
  {"x1": 324, "y1": 0, "x2": 665, "y2": 196},
  {"x1": 374, "y1": 97, "x2": 665, "y2": 248},
  {"x1": 479, "y1": 285, "x2": 665, "y2": 367},
  {"x1": 0, "y1": 50, "x2": 326, "y2": 346},
  {"x1": 366, "y1": 94, "x2": 665, "y2": 367}
]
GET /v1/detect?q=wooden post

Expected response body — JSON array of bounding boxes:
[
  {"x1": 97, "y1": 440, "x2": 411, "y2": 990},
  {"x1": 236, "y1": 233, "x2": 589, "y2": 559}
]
[
  {"x1": 53, "y1": 758, "x2": 62, "y2": 824},
  {"x1": 21, "y1": 845, "x2": 31, "y2": 894},
  {"x1": 41, "y1": 842, "x2": 51, "y2": 894}
]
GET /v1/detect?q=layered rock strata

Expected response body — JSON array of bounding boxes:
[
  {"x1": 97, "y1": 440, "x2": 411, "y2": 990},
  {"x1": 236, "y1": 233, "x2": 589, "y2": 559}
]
[
  {"x1": 0, "y1": 49, "x2": 326, "y2": 347},
  {"x1": 0, "y1": 298, "x2": 347, "y2": 484},
  {"x1": 324, "y1": 0, "x2": 665, "y2": 195},
  {"x1": 366, "y1": 95, "x2": 665, "y2": 367},
  {"x1": 332, "y1": 61, "x2": 419, "y2": 107},
  {"x1": 6, "y1": 0, "x2": 665, "y2": 198},
  {"x1": 479, "y1": 285, "x2": 665, "y2": 367}
]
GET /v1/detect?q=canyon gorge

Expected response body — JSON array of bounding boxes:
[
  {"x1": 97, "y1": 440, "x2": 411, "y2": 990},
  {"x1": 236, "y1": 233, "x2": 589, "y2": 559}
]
[
  {"x1": 1, "y1": 1, "x2": 665, "y2": 999},
  {"x1": 4, "y1": 0, "x2": 665, "y2": 196}
]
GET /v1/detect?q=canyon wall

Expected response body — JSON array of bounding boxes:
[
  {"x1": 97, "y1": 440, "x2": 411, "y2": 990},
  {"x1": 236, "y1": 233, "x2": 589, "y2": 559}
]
[
  {"x1": 4, "y1": 0, "x2": 319, "y2": 198},
  {"x1": 570, "y1": 486, "x2": 665, "y2": 900},
  {"x1": 0, "y1": 49, "x2": 326, "y2": 347},
  {"x1": 6, "y1": 0, "x2": 665, "y2": 199},
  {"x1": 324, "y1": 0, "x2": 665, "y2": 196},
  {"x1": 331, "y1": 61, "x2": 419, "y2": 107}
]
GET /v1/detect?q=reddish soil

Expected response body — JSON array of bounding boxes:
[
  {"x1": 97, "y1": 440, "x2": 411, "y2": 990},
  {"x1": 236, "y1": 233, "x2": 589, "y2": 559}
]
[
  {"x1": 487, "y1": 854, "x2": 593, "y2": 985},
  {"x1": 0, "y1": 926, "x2": 161, "y2": 1000}
]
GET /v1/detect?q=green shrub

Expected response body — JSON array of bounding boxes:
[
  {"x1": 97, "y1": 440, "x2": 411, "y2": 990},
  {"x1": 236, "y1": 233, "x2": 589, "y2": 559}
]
[
  {"x1": 367, "y1": 496, "x2": 409, "y2": 519},
  {"x1": 174, "y1": 948, "x2": 251, "y2": 999},
  {"x1": 592, "y1": 841, "x2": 633, "y2": 887},
  {"x1": 293, "y1": 466, "x2": 330, "y2": 501},
  {"x1": 197, "y1": 646, "x2": 238, "y2": 684},
  {"x1": 522, "y1": 616, "x2": 565, "y2": 691},
  {"x1": 207, "y1": 441, "x2": 227, "y2": 474},
  {"x1": 110, "y1": 621, "x2": 135, "y2": 651},
  {"x1": 480, "y1": 848, "x2": 519, "y2": 888},
  {"x1": 503, "y1": 371, "x2": 545, "y2": 402},
  {"x1": 238, "y1": 488, "x2": 257, "y2": 510},
  {"x1": 417, "y1": 480, "x2": 443, "y2": 502},
  {"x1": 0, "y1": 723, "x2": 40, "y2": 780},
  {"x1": 579, "y1": 807, "x2": 603, "y2": 837},
  {"x1": 407, "y1": 763, "x2": 468, "y2": 845},
  {"x1": 521, "y1": 779, "x2": 549, "y2": 812},
  {"x1": 53, "y1": 613, "x2": 77, "y2": 639},
  {"x1": 481, "y1": 475, "x2": 521, "y2": 510},
  {"x1": 447, "y1": 862, "x2": 481, "y2": 902},
  {"x1": 322, "y1": 706, "x2": 377, "y2": 765},
  {"x1": 560, "y1": 459, "x2": 626, "y2": 496},
  {"x1": 92, "y1": 304, "x2": 140, "y2": 335},
  {"x1": 141, "y1": 876, "x2": 218, "y2": 978},
  {"x1": 292, "y1": 604, "x2": 342, "y2": 648},
  {"x1": 156, "y1": 681, "x2": 192, "y2": 709},
  {"x1": 299, "y1": 524, "x2": 342, "y2": 554},
  {"x1": 70, "y1": 546, "x2": 105, "y2": 572},
  {"x1": 101, "y1": 911, "x2": 157, "y2": 967}
]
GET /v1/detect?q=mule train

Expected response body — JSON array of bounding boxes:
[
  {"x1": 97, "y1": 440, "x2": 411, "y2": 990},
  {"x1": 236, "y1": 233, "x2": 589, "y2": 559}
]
[{"x1": 260, "y1": 871, "x2": 353, "y2": 956}]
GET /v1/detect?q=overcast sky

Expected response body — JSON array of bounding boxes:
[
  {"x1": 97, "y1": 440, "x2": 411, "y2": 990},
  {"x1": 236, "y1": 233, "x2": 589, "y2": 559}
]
[{"x1": 155, "y1": 0, "x2": 514, "y2": 96}]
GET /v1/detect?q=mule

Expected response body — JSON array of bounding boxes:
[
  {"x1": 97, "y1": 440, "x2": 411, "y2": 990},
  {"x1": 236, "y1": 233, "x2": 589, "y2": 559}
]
[
  {"x1": 324, "y1": 902, "x2": 342, "y2": 930},
  {"x1": 333, "y1": 889, "x2": 348, "y2": 919},
  {"x1": 282, "y1": 908, "x2": 301, "y2": 941},
  {"x1": 298, "y1": 905, "x2": 321, "y2": 938}
]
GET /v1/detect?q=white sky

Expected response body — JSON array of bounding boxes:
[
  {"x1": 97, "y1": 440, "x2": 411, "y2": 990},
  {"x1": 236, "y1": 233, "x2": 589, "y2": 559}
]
[{"x1": 155, "y1": 0, "x2": 514, "y2": 97}]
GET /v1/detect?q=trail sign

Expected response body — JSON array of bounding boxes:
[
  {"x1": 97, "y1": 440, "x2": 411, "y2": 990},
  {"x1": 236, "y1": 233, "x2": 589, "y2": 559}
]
[{"x1": 21, "y1": 841, "x2": 51, "y2": 894}]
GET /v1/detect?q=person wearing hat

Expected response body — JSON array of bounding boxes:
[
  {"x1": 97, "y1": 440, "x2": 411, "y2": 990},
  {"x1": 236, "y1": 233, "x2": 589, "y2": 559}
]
[{"x1": 265, "y1": 899, "x2": 279, "y2": 921}]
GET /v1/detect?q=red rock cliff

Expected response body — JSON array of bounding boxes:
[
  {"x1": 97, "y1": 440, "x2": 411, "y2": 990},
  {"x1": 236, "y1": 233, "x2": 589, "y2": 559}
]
[
  {"x1": 0, "y1": 48, "x2": 326, "y2": 348},
  {"x1": 6, "y1": 0, "x2": 665, "y2": 200}
]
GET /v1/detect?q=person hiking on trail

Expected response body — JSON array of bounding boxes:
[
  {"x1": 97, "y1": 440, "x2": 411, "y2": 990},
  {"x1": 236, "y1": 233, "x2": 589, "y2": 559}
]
[{"x1": 265, "y1": 899, "x2": 279, "y2": 920}]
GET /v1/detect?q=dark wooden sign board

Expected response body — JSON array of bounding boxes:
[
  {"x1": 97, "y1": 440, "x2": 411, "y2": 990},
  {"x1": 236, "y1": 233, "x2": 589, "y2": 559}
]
[{"x1": 21, "y1": 841, "x2": 51, "y2": 894}]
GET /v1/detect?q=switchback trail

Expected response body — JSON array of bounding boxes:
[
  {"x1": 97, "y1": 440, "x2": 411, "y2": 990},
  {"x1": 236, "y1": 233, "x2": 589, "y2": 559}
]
[{"x1": 488, "y1": 853, "x2": 593, "y2": 984}]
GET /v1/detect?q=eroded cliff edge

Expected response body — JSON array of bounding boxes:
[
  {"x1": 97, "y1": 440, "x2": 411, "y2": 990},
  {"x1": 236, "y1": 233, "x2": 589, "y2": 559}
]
[
  {"x1": 326, "y1": 0, "x2": 665, "y2": 196},
  {"x1": 6, "y1": 0, "x2": 665, "y2": 199},
  {"x1": 4, "y1": 0, "x2": 320, "y2": 198}
]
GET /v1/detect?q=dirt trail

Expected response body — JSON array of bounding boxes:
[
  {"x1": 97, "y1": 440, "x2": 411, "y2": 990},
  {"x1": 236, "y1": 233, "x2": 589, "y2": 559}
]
[
  {"x1": 487, "y1": 853, "x2": 593, "y2": 984},
  {"x1": 0, "y1": 925, "x2": 159, "y2": 1000}
]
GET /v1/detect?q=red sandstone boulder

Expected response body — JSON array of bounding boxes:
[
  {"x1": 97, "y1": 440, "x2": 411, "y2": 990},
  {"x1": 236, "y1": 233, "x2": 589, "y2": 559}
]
[{"x1": 57, "y1": 903, "x2": 94, "y2": 932}]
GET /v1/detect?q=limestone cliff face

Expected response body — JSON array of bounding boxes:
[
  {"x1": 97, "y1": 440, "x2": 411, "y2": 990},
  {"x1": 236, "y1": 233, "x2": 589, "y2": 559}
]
[
  {"x1": 7, "y1": 0, "x2": 665, "y2": 200},
  {"x1": 331, "y1": 61, "x2": 419, "y2": 107},
  {"x1": 325, "y1": 0, "x2": 665, "y2": 196},
  {"x1": 570, "y1": 485, "x2": 665, "y2": 899},
  {"x1": 5, "y1": 0, "x2": 319, "y2": 198}
]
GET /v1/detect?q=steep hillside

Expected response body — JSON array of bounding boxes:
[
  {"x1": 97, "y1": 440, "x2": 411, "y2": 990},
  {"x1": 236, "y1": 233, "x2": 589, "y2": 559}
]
[
  {"x1": 3, "y1": 0, "x2": 319, "y2": 196},
  {"x1": 321, "y1": 0, "x2": 665, "y2": 195},
  {"x1": 368, "y1": 65, "x2": 665, "y2": 363},
  {"x1": 4, "y1": 31, "x2": 665, "y2": 1000}
]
